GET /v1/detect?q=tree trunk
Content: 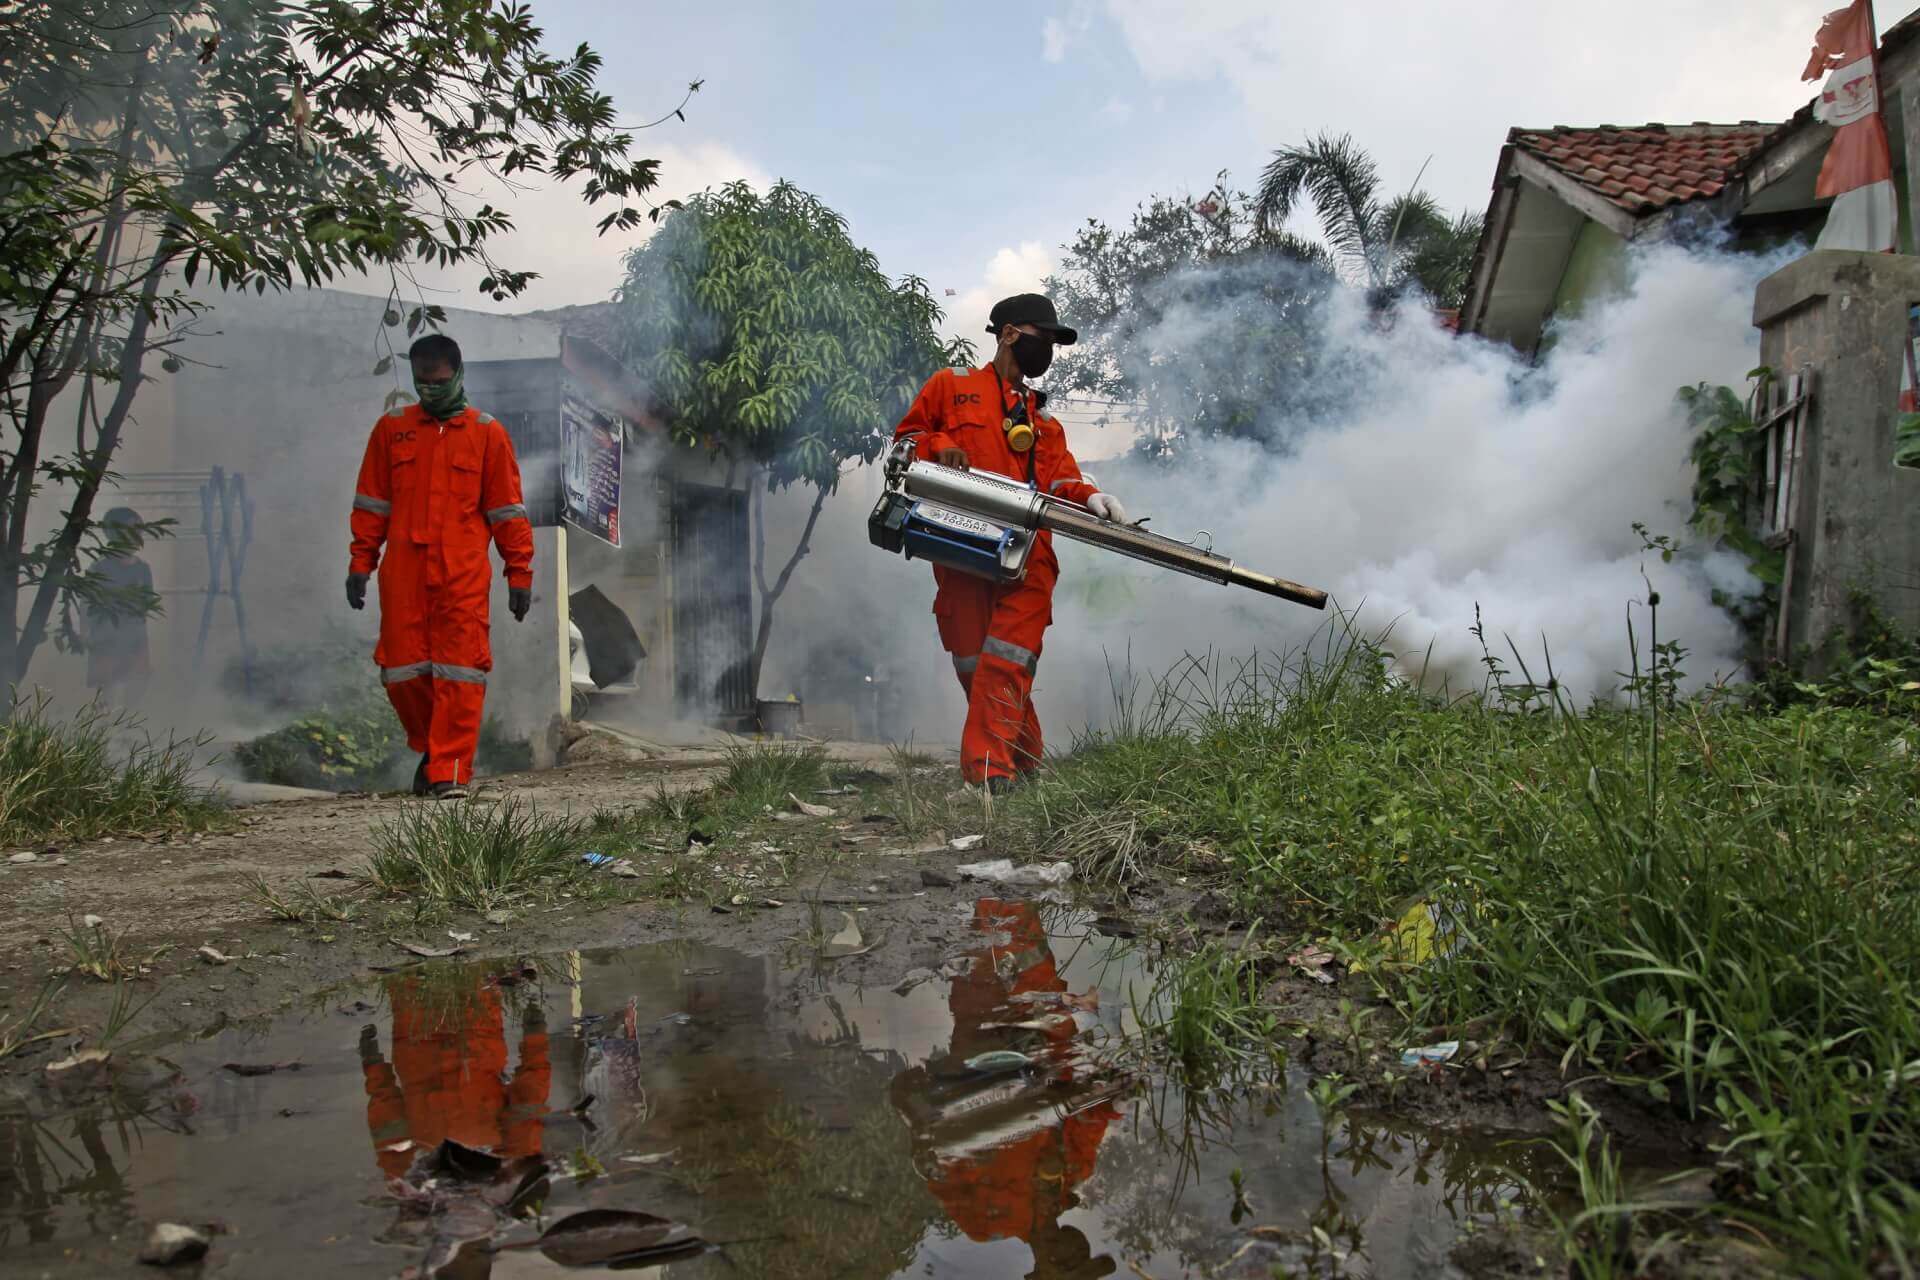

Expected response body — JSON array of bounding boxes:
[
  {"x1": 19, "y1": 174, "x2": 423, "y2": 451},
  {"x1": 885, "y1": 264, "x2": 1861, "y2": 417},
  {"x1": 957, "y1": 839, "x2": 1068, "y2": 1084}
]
[
  {"x1": 748, "y1": 483, "x2": 829, "y2": 699},
  {"x1": 12, "y1": 249, "x2": 167, "y2": 683}
]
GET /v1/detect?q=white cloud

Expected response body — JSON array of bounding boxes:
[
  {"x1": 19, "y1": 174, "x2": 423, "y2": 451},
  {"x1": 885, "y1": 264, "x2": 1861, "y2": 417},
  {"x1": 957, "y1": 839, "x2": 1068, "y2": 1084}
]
[
  {"x1": 1040, "y1": 1, "x2": 1099, "y2": 65},
  {"x1": 1100, "y1": 97, "x2": 1134, "y2": 124},
  {"x1": 1097, "y1": 0, "x2": 1851, "y2": 214},
  {"x1": 1042, "y1": 17, "x2": 1069, "y2": 62},
  {"x1": 369, "y1": 141, "x2": 772, "y2": 315},
  {"x1": 941, "y1": 241, "x2": 1059, "y2": 351}
]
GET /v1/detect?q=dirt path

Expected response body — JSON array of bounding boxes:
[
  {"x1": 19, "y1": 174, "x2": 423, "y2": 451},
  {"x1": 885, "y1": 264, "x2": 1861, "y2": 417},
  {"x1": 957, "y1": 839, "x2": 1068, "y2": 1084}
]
[{"x1": 0, "y1": 743, "x2": 907, "y2": 984}]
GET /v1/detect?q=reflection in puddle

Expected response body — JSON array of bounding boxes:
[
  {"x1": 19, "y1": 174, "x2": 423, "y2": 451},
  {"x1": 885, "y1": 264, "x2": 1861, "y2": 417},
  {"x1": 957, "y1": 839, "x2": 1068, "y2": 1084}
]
[{"x1": 0, "y1": 903, "x2": 1547, "y2": 1277}]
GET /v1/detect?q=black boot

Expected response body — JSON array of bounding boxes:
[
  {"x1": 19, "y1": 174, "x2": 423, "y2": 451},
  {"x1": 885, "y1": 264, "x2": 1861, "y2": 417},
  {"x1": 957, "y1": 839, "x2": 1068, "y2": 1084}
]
[{"x1": 412, "y1": 756, "x2": 430, "y2": 797}]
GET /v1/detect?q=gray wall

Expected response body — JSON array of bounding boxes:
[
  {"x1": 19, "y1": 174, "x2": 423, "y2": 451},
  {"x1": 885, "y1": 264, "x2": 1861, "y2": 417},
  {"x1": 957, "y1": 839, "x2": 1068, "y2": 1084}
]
[{"x1": 1755, "y1": 250, "x2": 1920, "y2": 662}]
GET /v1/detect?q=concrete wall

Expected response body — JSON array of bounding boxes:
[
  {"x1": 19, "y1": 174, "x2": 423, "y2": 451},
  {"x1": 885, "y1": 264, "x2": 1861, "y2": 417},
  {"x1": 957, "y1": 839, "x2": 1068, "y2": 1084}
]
[
  {"x1": 1549, "y1": 221, "x2": 1629, "y2": 323},
  {"x1": 1754, "y1": 250, "x2": 1920, "y2": 662}
]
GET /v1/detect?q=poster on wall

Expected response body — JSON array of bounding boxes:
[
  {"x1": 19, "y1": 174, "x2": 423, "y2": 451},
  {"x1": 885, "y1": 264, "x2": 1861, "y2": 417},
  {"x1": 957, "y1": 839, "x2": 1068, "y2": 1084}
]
[{"x1": 560, "y1": 392, "x2": 623, "y2": 547}]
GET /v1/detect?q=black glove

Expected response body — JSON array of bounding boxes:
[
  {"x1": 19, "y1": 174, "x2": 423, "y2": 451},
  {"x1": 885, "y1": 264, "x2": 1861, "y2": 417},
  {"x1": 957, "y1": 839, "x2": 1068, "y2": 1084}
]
[
  {"x1": 346, "y1": 573, "x2": 368, "y2": 611},
  {"x1": 509, "y1": 586, "x2": 531, "y2": 622},
  {"x1": 358, "y1": 1023, "x2": 381, "y2": 1065}
]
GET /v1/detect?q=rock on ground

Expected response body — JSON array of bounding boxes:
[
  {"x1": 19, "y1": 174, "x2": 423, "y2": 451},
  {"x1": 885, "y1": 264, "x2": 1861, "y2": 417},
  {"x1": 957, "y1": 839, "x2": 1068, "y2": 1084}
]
[{"x1": 138, "y1": 1222, "x2": 210, "y2": 1266}]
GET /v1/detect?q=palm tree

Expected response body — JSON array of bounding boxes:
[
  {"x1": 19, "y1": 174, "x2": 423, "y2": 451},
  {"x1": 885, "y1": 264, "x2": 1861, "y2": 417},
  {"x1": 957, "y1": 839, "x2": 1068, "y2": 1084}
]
[{"x1": 1254, "y1": 133, "x2": 1483, "y2": 309}]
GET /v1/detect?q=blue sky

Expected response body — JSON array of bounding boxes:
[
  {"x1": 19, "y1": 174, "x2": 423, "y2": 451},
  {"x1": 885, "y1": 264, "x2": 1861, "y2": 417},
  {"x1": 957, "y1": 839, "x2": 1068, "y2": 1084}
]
[{"x1": 430, "y1": 0, "x2": 1894, "y2": 341}]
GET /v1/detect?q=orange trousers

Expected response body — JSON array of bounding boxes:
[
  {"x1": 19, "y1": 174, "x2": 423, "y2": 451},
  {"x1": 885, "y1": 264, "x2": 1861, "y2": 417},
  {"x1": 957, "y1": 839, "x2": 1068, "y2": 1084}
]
[
  {"x1": 934, "y1": 565, "x2": 1053, "y2": 783},
  {"x1": 384, "y1": 669, "x2": 486, "y2": 786},
  {"x1": 363, "y1": 977, "x2": 550, "y2": 1180}
]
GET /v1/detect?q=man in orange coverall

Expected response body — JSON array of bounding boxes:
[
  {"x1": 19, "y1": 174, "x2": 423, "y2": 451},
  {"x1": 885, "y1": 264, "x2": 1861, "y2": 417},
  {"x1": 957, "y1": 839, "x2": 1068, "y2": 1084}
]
[
  {"x1": 892, "y1": 294, "x2": 1127, "y2": 791},
  {"x1": 891, "y1": 899, "x2": 1121, "y2": 1279},
  {"x1": 347, "y1": 334, "x2": 533, "y2": 799},
  {"x1": 360, "y1": 973, "x2": 551, "y2": 1179}
]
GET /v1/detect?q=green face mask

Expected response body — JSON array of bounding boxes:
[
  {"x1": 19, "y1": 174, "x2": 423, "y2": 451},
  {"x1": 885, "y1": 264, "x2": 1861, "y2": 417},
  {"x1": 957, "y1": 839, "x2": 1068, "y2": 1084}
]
[{"x1": 416, "y1": 367, "x2": 467, "y2": 419}]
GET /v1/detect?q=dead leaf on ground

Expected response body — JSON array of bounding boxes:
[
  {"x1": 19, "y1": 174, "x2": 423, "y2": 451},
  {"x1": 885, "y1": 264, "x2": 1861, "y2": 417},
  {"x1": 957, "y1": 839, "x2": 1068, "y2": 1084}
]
[
  {"x1": 787, "y1": 792, "x2": 835, "y2": 818},
  {"x1": 535, "y1": 1208, "x2": 704, "y2": 1267},
  {"x1": 46, "y1": 1048, "x2": 110, "y2": 1076},
  {"x1": 1287, "y1": 945, "x2": 1337, "y2": 985},
  {"x1": 820, "y1": 911, "x2": 882, "y2": 959},
  {"x1": 397, "y1": 940, "x2": 466, "y2": 958}
]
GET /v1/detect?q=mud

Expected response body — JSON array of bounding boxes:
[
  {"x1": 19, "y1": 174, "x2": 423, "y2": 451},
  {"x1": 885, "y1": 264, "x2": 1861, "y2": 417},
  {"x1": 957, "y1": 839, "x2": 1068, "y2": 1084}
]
[
  {"x1": 2, "y1": 901, "x2": 1561, "y2": 1278},
  {"x1": 0, "y1": 749, "x2": 1688, "y2": 1277}
]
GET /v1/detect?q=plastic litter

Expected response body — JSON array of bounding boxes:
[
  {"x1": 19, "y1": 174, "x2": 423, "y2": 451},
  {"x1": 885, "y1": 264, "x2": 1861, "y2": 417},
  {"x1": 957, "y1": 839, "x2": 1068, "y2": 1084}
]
[
  {"x1": 949, "y1": 833, "x2": 986, "y2": 851},
  {"x1": 963, "y1": 1049, "x2": 1035, "y2": 1073},
  {"x1": 955, "y1": 858, "x2": 1073, "y2": 887},
  {"x1": 1400, "y1": 1041, "x2": 1459, "y2": 1067}
]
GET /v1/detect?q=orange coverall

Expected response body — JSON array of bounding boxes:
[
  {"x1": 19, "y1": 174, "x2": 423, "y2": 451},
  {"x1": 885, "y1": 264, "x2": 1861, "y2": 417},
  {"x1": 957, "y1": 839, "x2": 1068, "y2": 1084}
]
[
  {"x1": 349, "y1": 403, "x2": 533, "y2": 786},
  {"x1": 927, "y1": 900, "x2": 1119, "y2": 1269},
  {"x1": 362, "y1": 976, "x2": 551, "y2": 1180},
  {"x1": 893, "y1": 367, "x2": 1098, "y2": 783}
]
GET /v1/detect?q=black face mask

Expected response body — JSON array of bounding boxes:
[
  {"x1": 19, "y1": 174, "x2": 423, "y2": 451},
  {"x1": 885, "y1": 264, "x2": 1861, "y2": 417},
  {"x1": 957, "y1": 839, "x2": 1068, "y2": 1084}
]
[{"x1": 1012, "y1": 333, "x2": 1054, "y2": 378}]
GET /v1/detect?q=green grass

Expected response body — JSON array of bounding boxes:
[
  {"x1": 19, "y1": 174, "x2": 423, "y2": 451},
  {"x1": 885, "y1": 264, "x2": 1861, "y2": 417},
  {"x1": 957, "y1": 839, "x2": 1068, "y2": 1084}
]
[
  {"x1": 0, "y1": 691, "x2": 221, "y2": 842},
  {"x1": 1001, "y1": 626, "x2": 1920, "y2": 1274},
  {"x1": 714, "y1": 739, "x2": 829, "y2": 813},
  {"x1": 0, "y1": 977, "x2": 68, "y2": 1061},
  {"x1": 365, "y1": 797, "x2": 585, "y2": 912}
]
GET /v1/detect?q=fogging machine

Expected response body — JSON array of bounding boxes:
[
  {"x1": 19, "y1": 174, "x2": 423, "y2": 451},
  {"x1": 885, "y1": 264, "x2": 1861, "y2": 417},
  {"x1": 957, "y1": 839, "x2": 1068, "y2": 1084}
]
[{"x1": 867, "y1": 440, "x2": 1327, "y2": 609}]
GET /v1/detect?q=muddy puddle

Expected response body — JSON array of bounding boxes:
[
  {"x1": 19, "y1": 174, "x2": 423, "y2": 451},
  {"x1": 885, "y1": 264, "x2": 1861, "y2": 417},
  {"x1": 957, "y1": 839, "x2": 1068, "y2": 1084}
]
[{"x1": 2, "y1": 902, "x2": 1560, "y2": 1278}]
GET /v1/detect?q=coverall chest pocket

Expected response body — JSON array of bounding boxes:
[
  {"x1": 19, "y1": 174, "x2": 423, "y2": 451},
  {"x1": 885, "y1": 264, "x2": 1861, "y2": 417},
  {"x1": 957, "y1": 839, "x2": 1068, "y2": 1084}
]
[
  {"x1": 947, "y1": 407, "x2": 1005, "y2": 461},
  {"x1": 388, "y1": 439, "x2": 420, "y2": 496},
  {"x1": 448, "y1": 444, "x2": 484, "y2": 506}
]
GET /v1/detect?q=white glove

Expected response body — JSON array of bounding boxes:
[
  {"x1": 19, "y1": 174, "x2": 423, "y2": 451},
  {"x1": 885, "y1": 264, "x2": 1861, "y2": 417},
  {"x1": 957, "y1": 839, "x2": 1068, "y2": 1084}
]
[{"x1": 1086, "y1": 492, "x2": 1128, "y2": 523}]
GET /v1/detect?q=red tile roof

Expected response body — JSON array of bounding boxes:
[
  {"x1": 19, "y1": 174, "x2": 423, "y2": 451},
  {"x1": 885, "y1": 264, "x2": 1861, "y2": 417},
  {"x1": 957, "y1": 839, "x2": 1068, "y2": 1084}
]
[{"x1": 1510, "y1": 123, "x2": 1780, "y2": 217}]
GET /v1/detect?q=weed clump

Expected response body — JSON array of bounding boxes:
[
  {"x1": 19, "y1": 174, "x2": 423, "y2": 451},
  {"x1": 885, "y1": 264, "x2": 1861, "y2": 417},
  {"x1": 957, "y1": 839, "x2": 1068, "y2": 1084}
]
[
  {"x1": 0, "y1": 692, "x2": 220, "y2": 842},
  {"x1": 1005, "y1": 627, "x2": 1920, "y2": 1271},
  {"x1": 714, "y1": 740, "x2": 828, "y2": 813},
  {"x1": 366, "y1": 798, "x2": 583, "y2": 912}
]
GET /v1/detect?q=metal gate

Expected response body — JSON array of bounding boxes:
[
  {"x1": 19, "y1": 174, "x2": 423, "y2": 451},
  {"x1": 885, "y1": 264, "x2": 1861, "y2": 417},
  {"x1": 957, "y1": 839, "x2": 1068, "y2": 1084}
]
[
  {"x1": 669, "y1": 482, "x2": 753, "y2": 720},
  {"x1": 1751, "y1": 369, "x2": 1813, "y2": 663}
]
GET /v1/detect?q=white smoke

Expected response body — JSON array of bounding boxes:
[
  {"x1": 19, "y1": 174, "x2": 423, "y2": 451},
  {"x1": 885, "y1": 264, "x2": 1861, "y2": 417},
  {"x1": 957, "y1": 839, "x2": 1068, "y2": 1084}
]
[
  {"x1": 1046, "y1": 242, "x2": 1771, "y2": 714},
  {"x1": 771, "y1": 240, "x2": 1779, "y2": 743}
]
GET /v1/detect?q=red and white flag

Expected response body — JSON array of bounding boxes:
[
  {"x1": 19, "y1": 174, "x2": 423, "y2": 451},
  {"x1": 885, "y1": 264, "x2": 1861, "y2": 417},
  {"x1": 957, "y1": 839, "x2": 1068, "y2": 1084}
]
[{"x1": 1803, "y1": 0, "x2": 1896, "y2": 252}]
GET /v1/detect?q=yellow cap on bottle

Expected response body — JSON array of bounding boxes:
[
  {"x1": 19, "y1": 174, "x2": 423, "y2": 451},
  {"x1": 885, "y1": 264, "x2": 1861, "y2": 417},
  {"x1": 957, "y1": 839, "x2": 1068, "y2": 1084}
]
[{"x1": 1005, "y1": 420, "x2": 1034, "y2": 452}]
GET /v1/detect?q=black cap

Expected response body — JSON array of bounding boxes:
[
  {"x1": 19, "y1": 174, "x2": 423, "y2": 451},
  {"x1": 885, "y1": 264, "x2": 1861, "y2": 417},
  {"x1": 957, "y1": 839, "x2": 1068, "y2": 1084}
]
[{"x1": 987, "y1": 293, "x2": 1076, "y2": 345}]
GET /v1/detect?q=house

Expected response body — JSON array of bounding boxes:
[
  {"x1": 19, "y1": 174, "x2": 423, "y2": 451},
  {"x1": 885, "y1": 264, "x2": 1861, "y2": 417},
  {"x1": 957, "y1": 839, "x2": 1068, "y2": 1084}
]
[{"x1": 1459, "y1": 7, "x2": 1920, "y2": 356}]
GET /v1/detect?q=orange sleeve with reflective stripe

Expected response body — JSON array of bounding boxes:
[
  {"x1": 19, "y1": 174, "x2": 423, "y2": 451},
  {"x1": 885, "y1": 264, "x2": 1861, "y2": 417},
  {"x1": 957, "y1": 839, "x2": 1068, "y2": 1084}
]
[
  {"x1": 349, "y1": 419, "x2": 393, "y2": 576},
  {"x1": 1038, "y1": 421, "x2": 1097, "y2": 507},
  {"x1": 480, "y1": 420, "x2": 534, "y2": 589},
  {"x1": 894, "y1": 370, "x2": 960, "y2": 461}
]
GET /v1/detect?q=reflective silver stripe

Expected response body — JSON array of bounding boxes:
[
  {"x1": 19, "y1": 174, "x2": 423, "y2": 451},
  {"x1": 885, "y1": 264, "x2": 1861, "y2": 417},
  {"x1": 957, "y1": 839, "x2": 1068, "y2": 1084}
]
[
  {"x1": 381, "y1": 662, "x2": 429, "y2": 685},
  {"x1": 485, "y1": 503, "x2": 528, "y2": 526},
  {"x1": 1047, "y1": 477, "x2": 1077, "y2": 494},
  {"x1": 476, "y1": 412, "x2": 496, "y2": 424},
  {"x1": 432, "y1": 663, "x2": 488, "y2": 685},
  {"x1": 981, "y1": 636, "x2": 1037, "y2": 672},
  {"x1": 353, "y1": 494, "x2": 392, "y2": 515},
  {"x1": 953, "y1": 654, "x2": 979, "y2": 675}
]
